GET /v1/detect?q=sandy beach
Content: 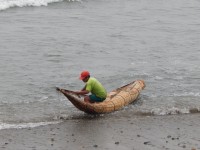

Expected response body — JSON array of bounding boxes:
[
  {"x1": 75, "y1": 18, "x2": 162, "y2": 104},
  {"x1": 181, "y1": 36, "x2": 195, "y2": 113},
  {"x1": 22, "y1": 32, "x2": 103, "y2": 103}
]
[{"x1": 0, "y1": 113, "x2": 199, "y2": 150}]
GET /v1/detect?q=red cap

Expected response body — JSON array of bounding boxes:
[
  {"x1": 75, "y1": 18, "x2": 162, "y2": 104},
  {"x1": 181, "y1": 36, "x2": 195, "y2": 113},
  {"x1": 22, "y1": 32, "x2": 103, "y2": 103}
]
[{"x1": 79, "y1": 71, "x2": 90, "y2": 80}]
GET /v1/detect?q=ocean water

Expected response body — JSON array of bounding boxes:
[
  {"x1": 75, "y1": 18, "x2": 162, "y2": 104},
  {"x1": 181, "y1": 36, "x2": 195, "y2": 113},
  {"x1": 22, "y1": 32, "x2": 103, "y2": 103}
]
[{"x1": 0, "y1": 0, "x2": 200, "y2": 129}]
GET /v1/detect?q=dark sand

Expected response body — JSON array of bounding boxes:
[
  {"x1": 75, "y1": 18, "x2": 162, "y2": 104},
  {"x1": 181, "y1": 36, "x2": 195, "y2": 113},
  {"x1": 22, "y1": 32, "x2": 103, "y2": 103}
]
[{"x1": 0, "y1": 114, "x2": 199, "y2": 150}]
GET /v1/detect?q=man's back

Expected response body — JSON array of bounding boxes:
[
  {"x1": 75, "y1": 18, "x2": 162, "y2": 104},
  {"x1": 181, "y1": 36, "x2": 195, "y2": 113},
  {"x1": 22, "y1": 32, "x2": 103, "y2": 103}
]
[{"x1": 86, "y1": 77, "x2": 107, "y2": 99}]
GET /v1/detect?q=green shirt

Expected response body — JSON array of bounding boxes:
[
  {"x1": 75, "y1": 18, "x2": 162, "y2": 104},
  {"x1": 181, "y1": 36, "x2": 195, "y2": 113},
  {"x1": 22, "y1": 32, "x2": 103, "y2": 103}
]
[{"x1": 86, "y1": 77, "x2": 107, "y2": 98}]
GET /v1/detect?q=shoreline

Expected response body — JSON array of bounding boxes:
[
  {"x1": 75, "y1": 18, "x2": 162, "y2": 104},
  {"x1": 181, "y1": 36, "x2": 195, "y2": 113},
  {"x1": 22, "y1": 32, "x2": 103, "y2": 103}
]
[{"x1": 0, "y1": 114, "x2": 199, "y2": 150}]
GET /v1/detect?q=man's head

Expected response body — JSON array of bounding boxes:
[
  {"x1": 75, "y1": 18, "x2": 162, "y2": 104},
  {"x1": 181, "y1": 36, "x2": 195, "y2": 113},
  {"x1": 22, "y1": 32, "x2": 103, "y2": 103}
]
[{"x1": 79, "y1": 71, "x2": 90, "y2": 82}]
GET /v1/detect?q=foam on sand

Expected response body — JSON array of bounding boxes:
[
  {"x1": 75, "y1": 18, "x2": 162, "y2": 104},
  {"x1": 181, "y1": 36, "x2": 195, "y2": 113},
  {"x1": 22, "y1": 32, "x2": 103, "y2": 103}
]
[{"x1": 0, "y1": 121, "x2": 61, "y2": 130}]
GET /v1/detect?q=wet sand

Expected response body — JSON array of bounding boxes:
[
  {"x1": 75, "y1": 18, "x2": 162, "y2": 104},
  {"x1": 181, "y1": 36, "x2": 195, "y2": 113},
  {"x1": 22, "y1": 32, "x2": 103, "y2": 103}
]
[{"x1": 0, "y1": 114, "x2": 199, "y2": 150}]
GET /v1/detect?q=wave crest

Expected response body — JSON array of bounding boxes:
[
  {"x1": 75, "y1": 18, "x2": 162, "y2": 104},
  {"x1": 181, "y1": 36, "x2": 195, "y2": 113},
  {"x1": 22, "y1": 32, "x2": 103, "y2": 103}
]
[{"x1": 0, "y1": 0, "x2": 75, "y2": 11}]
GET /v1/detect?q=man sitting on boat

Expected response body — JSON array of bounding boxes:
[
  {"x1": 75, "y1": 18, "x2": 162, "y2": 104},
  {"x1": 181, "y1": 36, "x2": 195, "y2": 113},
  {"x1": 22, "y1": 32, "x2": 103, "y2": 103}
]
[{"x1": 73, "y1": 71, "x2": 107, "y2": 103}]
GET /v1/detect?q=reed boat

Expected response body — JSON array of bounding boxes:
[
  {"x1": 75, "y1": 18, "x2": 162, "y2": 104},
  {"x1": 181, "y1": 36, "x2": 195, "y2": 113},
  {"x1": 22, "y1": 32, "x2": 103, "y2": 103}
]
[{"x1": 57, "y1": 80, "x2": 145, "y2": 114}]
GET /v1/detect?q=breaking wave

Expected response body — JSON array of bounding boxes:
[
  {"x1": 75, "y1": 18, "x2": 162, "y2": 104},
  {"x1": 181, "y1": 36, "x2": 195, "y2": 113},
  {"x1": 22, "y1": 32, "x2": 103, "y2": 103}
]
[{"x1": 0, "y1": 0, "x2": 80, "y2": 11}]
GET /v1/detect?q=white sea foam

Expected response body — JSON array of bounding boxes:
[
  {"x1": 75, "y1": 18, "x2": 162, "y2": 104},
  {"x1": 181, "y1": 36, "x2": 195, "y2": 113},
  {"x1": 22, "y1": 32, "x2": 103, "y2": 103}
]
[
  {"x1": 150, "y1": 107, "x2": 194, "y2": 116},
  {"x1": 173, "y1": 92, "x2": 200, "y2": 97},
  {"x1": 0, "y1": 96, "x2": 49, "y2": 105},
  {"x1": 0, "y1": 0, "x2": 67, "y2": 10},
  {"x1": 0, "y1": 121, "x2": 61, "y2": 130},
  {"x1": 155, "y1": 76, "x2": 163, "y2": 80},
  {"x1": 148, "y1": 92, "x2": 200, "y2": 98}
]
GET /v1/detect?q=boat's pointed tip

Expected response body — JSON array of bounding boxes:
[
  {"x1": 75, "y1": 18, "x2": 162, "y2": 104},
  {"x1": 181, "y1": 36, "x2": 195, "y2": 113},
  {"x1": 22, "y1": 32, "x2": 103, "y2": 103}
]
[{"x1": 55, "y1": 87, "x2": 61, "y2": 91}]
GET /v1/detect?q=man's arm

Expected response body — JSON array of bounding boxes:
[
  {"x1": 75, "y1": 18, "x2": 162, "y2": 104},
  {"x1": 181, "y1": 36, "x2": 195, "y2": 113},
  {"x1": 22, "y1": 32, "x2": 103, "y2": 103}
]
[
  {"x1": 72, "y1": 85, "x2": 89, "y2": 95},
  {"x1": 60, "y1": 89, "x2": 89, "y2": 95},
  {"x1": 74, "y1": 90, "x2": 89, "y2": 95}
]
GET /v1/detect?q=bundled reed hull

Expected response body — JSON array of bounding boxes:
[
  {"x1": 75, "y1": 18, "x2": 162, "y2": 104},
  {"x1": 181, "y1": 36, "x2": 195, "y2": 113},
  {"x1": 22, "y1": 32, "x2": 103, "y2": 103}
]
[{"x1": 59, "y1": 80, "x2": 145, "y2": 114}]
